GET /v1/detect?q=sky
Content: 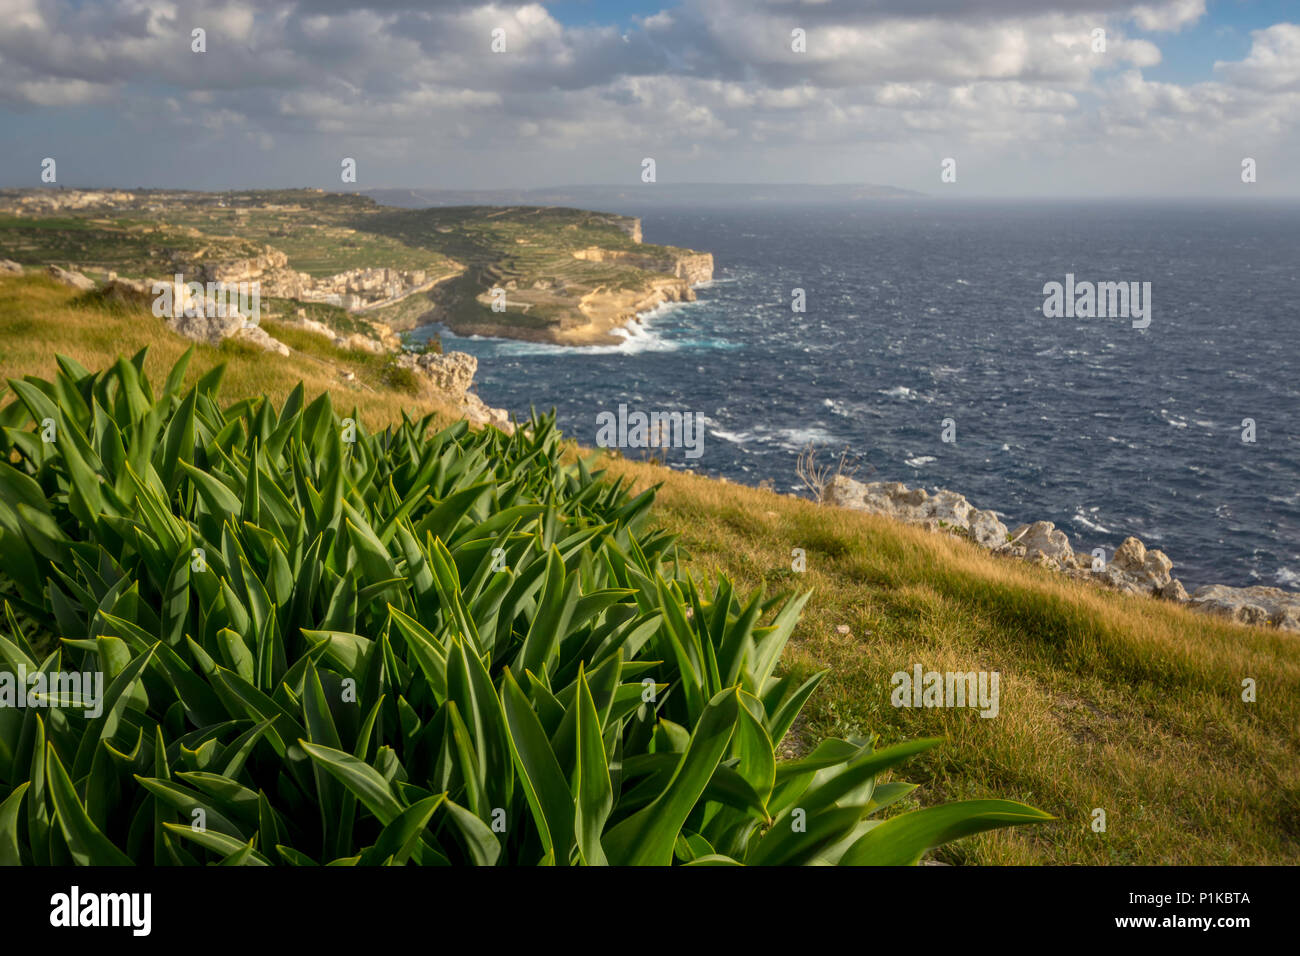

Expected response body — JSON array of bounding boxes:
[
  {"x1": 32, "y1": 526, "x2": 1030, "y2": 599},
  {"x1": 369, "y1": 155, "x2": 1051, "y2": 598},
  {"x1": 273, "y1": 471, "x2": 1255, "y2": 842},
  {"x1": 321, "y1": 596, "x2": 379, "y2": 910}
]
[{"x1": 1, "y1": 0, "x2": 1298, "y2": 196}]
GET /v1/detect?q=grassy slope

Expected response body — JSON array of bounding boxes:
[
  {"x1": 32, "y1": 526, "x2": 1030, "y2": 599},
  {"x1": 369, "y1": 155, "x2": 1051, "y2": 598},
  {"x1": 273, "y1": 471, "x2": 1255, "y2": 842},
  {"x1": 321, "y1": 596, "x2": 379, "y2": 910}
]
[
  {"x1": 0, "y1": 276, "x2": 460, "y2": 430},
  {"x1": 2, "y1": 274, "x2": 1297, "y2": 865}
]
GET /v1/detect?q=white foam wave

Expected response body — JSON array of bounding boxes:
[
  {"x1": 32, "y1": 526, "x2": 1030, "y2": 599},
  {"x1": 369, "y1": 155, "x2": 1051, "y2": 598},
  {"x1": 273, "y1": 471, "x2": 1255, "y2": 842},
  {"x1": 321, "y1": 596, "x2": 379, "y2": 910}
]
[{"x1": 1072, "y1": 512, "x2": 1112, "y2": 534}]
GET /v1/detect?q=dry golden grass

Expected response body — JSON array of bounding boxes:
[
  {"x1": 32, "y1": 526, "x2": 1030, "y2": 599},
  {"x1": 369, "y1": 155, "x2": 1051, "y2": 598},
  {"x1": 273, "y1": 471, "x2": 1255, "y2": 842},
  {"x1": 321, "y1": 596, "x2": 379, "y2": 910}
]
[
  {"x1": 4, "y1": 273, "x2": 1297, "y2": 864},
  {"x1": 0, "y1": 275, "x2": 461, "y2": 431},
  {"x1": 598, "y1": 458, "x2": 1300, "y2": 864}
]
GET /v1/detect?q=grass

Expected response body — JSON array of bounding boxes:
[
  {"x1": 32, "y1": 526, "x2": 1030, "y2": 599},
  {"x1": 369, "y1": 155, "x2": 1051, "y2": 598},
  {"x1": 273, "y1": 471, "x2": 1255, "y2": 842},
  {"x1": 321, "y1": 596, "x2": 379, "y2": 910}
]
[
  {"x1": 2, "y1": 272, "x2": 1297, "y2": 865},
  {"x1": 0, "y1": 275, "x2": 458, "y2": 431},
  {"x1": 596, "y1": 460, "x2": 1300, "y2": 865}
]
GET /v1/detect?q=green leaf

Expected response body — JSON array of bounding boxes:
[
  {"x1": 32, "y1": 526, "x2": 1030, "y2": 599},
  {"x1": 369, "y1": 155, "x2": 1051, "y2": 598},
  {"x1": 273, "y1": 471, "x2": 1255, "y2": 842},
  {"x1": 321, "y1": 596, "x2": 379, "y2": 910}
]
[
  {"x1": 841, "y1": 799, "x2": 1054, "y2": 866},
  {"x1": 0, "y1": 782, "x2": 30, "y2": 866},
  {"x1": 572, "y1": 666, "x2": 612, "y2": 866},
  {"x1": 45, "y1": 745, "x2": 133, "y2": 866},
  {"x1": 499, "y1": 667, "x2": 575, "y2": 865},
  {"x1": 299, "y1": 741, "x2": 405, "y2": 826},
  {"x1": 361, "y1": 794, "x2": 445, "y2": 866},
  {"x1": 603, "y1": 686, "x2": 740, "y2": 866}
]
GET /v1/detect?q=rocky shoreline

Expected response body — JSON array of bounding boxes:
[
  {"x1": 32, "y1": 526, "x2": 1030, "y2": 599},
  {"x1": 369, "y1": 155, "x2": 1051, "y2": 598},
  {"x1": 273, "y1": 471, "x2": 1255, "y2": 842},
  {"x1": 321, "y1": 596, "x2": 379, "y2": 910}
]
[{"x1": 826, "y1": 475, "x2": 1300, "y2": 633}]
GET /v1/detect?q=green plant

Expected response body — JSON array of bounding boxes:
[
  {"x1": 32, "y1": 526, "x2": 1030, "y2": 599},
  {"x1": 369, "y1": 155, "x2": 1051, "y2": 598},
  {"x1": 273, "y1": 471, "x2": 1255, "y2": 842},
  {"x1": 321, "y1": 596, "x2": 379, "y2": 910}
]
[
  {"x1": 380, "y1": 358, "x2": 421, "y2": 395},
  {"x1": 0, "y1": 349, "x2": 1049, "y2": 865}
]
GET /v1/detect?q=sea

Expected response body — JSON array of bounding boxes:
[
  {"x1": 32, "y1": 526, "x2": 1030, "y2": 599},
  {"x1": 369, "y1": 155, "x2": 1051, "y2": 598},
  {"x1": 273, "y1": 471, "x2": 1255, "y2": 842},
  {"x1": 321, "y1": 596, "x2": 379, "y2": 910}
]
[{"x1": 406, "y1": 200, "x2": 1300, "y2": 593}]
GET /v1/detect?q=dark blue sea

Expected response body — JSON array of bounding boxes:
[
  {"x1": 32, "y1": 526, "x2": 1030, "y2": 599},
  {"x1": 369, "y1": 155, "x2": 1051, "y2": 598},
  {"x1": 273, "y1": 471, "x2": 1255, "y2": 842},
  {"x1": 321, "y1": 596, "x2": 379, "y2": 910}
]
[{"x1": 409, "y1": 201, "x2": 1300, "y2": 592}]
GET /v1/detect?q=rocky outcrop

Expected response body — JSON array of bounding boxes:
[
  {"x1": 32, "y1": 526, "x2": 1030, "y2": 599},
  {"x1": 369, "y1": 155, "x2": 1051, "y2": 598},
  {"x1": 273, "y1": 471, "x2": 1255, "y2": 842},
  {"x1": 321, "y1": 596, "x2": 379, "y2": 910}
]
[
  {"x1": 165, "y1": 305, "x2": 289, "y2": 357},
  {"x1": 233, "y1": 325, "x2": 291, "y2": 356},
  {"x1": 462, "y1": 392, "x2": 514, "y2": 433},
  {"x1": 397, "y1": 351, "x2": 478, "y2": 396},
  {"x1": 46, "y1": 265, "x2": 95, "y2": 291},
  {"x1": 670, "y1": 252, "x2": 714, "y2": 285},
  {"x1": 156, "y1": 280, "x2": 289, "y2": 356},
  {"x1": 1007, "y1": 521, "x2": 1074, "y2": 569},
  {"x1": 0, "y1": 259, "x2": 22, "y2": 275},
  {"x1": 395, "y1": 351, "x2": 513, "y2": 434},
  {"x1": 1108, "y1": 537, "x2": 1177, "y2": 594},
  {"x1": 1187, "y1": 586, "x2": 1300, "y2": 631},
  {"x1": 13, "y1": 190, "x2": 135, "y2": 212},
  {"x1": 285, "y1": 309, "x2": 398, "y2": 353},
  {"x1": 826, "y1": 477, "x2": 1007, "y2": 549},
  {"x1": 177, "y1": 250, "x2": 439, "y2": 315},
  {"x1": 824, "y1": 474, "x2": 1294, "y2": 633},
  {"x1": 185, "y1": 249, "x2": 289, "y2": 285},
  {"x1": 571, "y1": 246, "x2": 715, "y2": 285}
]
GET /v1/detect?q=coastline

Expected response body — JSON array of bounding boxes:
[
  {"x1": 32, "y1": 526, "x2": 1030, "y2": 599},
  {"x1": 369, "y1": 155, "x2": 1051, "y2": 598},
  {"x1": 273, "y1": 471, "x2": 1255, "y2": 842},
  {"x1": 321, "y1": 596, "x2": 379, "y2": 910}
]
[
  {"x1": 430, "y1": 259, "x2": 714, "y2": 346},
  {"x1": 824, "y1": 473, "x2": 1300, "y2": 633}
]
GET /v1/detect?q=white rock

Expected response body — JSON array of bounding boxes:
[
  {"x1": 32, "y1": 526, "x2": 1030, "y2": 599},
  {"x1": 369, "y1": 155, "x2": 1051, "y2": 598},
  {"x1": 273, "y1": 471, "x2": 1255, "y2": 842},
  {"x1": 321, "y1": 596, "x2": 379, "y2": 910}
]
[
  {"x1": 396, "y1": 350, "x2": 479, "y2": 399},
  {"x1": 826, "y1": 476, "x2": 1008, "y2": 549},
  {"x1": 46, "y1": 265, "x2": 95, "y2": 291},
  {"x1": 1187, "y1": 585, "x2": 1300, "y2": 632},
  {"x1": 1008, "y1": 521, "x2": 1074, "y2": 570}
]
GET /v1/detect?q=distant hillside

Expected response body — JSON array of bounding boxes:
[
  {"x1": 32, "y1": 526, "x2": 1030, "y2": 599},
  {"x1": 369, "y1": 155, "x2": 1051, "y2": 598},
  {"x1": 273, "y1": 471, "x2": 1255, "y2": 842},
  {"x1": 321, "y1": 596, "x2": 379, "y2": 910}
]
[
  {"x1": 0, "y1": 188, "x2": 713, "y2": 346},
  {"x1": 364, "y1": 182, "x2": 924, "y2": 212}
]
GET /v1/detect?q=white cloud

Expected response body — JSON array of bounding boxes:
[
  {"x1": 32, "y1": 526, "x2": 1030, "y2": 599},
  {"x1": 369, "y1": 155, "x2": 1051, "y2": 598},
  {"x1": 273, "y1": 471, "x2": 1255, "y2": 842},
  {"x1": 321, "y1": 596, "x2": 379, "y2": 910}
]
[
  {"x1": 1215, "y1": 23, "x2": 1300, "y2": 92},
  {"x1": 0, "y1": 0, "x2": 1296, "y2": 194}
]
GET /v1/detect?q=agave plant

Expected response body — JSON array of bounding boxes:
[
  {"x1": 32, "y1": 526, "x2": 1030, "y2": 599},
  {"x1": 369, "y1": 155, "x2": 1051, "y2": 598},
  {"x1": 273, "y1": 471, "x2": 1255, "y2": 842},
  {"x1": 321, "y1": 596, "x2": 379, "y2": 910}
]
[{"x1": 0, "y1": 349, "x2": 1049, "y2": 865}]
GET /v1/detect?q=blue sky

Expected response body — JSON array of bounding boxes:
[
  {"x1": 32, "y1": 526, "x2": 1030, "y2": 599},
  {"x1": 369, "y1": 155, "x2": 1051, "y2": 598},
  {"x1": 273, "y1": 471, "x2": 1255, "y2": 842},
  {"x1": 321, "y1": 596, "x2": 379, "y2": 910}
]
[
  {"x1": 1136, "y1": 0, "x2": 1293, "y2": 81},
  {"x1": 1, "y1": 0, "x2": 1298, "y2": 195}
]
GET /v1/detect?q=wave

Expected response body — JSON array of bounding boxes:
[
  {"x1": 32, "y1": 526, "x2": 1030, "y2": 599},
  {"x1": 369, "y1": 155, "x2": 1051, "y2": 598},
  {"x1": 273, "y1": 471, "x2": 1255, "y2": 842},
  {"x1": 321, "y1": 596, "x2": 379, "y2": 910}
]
[{"x1": 1072, "y1": 512, "x2": 1112, "y2": 534}]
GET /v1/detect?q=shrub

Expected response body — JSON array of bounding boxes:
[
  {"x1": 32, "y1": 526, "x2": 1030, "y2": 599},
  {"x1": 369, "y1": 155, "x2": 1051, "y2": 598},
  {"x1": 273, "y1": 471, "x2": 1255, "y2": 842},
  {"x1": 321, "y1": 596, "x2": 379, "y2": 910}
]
[
  {"x1": 0, "y1": 349, "x2": 1049, "y2": 865},
  {"x1": 380, "y1": 359, "x2": 421, "y2": 395}
]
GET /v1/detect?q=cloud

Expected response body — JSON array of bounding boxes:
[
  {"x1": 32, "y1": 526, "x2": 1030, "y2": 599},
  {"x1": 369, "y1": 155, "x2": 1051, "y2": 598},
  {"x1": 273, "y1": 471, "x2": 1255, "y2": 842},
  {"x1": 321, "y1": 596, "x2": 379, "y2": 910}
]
[
  {"x1": 1215, "y1": 23, "x2": 1300, "y2": 92},
  {"x1": 0, "y1": 0, "x2": 1294, "y2": 193}
]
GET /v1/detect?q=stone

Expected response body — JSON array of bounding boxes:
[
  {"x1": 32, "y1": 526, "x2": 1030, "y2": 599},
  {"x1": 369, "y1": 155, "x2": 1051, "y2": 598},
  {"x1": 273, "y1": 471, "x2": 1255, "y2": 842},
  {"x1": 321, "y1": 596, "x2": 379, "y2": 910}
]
[
  {"x1": 1186, "y1": 585, "x2": 1300, "y2": 632},
  {"x1": 823, "y1": 477, "x2": 1294, "y2": 635},
  {"x1": 462, "y1": 391, "x2": 514, "y2": 435},
  {"x1": 165, "y1": 298, "x2": 290, "y2": 356},
  {"x1": 1008, "y1": 521, "x2": 1074, "y2": 567},
  {"x1": 825, "y1": 476, "x2": 1008, "y2": 549},
  {"x1": 166, "y1": 309, "x2": 243, "y2": 346},
  {"x1": 393, "y1": 349, "x2": 512, "y2": 433},
  {"x1": 46, "y1": 265, "x2": 95, "y2": 291},
  {"x1": 396, "y1": 350, "x2": 478, "y2": 400},
  {"x1": 91, "y1": 278, "x2": 154, "y2": 310},
  {"x1": 1109, "y1": 536, "x2": 1174, "y2": 592},
  {"x1": 1155, "y1": 579, "x2": 1189, "y2": 602},
  {"x1": 0, "y1": 259, "x2": 22, "y2": 275},
  {"x1": 234, "y1": 325, "x2": 291, "y2": 357},
  {"x1": 335, "y1": 332, "x2": 387, "y2": 354},
  {"x1": 296, "y1": 318, "x2": 336, "y2": 340}
]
